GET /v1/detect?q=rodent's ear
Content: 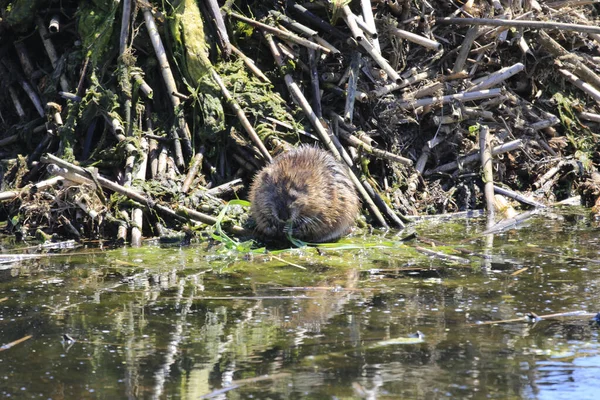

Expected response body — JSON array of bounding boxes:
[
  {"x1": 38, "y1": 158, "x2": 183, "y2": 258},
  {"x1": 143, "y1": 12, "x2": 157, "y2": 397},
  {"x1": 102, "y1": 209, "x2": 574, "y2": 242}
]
[{"x1": 260, "y1": 171, "x2": 272, "y2": 184}]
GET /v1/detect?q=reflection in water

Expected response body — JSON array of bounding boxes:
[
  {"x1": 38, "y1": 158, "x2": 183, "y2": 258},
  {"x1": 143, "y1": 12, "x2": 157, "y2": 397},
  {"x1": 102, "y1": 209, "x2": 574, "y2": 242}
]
[{"x1": 0, "y1": 211, "x2": 599, "y2": 398}]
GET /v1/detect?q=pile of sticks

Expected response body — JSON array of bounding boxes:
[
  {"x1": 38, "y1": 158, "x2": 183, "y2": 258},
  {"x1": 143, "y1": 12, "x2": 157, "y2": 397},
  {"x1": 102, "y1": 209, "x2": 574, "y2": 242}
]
[{"x1": 0, "y1": 0, "x2": 599, "y2": 245}]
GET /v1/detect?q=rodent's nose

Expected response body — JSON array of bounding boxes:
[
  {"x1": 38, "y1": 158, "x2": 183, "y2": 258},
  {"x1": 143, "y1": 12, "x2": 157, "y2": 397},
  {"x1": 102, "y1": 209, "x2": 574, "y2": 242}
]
[{"x1": 277, "y1": 208, "x2": 290, "y2": 221}]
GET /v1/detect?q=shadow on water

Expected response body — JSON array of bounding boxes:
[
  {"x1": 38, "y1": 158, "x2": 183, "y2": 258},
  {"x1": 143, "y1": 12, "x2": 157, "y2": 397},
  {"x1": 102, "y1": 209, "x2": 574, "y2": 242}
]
[{"x1": 1, "y1": 207, "x2": 599, "y2": 399}]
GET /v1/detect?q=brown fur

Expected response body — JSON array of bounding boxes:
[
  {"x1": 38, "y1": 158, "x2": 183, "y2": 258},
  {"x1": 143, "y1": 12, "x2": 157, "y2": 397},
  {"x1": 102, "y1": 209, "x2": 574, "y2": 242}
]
[{"x1": 249, "y1": 146, "x2": 360, "y2": 243}]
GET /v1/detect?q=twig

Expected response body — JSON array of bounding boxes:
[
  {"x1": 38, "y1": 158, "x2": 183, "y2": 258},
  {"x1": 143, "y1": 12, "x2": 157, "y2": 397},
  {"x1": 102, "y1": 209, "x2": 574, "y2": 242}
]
[
  {"x1": 206, "y1": 178, "x2": 243, "y2": 197},
  {"x1": 453, "y1": 25, "x2": 484, "y2": 73},
  {"x1": 353, "y1": 13, "x2": 377, "y2": 38},
  {"x1": 0, "y1": 176, "x2": 63, "y2": 201},
  {"x1": 269, "y1": 10, "x2": 317, "y2": 37},
  {"x1": 0, "y1": 335, "x2": 33, "y2": 352},
  {"x1": 537, "y1": 31, "x2": 600, "y2": 91},
  {"x1": 41, "y1": 154, "x2": 248, "y2": 236},
  {"x1": 341, "y1": 6, "x2": 364, "y2": 42},
  {"x1": 474, "y1": 310, "x2": 596, "y2": 326},
  {"x1": 579, "y1": 111, "x2": 600, "y2": 123},
  {"x1": 360, "y1": 33, "x2": 401, "y2": 83},
  {"x1": 414, "y1": 246, "x2": 471, "y2": 264},
  {"x1": 308, "y1": 48, "x2": 322, "y2": 118},
  {"x1": 361, "y1": 179, "x2": 406, "y2": 228},
  {"x1": 289, "y1": 3, "x2": 349, "y2": 41},
  {"x1": 480, "y1": 209, "x2": 540, "y2": 235}
]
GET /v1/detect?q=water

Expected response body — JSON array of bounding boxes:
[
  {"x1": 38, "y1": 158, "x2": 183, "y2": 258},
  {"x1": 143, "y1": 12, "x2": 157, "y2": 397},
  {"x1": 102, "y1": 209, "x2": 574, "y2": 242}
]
[{"x1": 1, "y1": 207, "x2": 599, "y2": 399}]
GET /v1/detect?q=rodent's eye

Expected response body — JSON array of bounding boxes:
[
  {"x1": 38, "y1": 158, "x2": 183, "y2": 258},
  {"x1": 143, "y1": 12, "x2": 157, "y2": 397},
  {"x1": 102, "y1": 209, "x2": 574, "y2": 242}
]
[{"x1": 287, "y1": 189, "x2": 299, "y2": 201}]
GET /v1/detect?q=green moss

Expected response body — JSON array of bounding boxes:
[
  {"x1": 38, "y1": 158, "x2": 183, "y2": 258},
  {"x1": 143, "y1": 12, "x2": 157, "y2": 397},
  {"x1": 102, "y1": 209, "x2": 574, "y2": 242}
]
[{"x1": 76, "y1": 0, "x2": 118, "y2": 66}]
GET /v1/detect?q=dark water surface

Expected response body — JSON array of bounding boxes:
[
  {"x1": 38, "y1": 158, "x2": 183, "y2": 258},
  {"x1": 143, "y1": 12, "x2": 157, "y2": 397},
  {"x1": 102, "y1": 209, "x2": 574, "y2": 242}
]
[{"x1": 1, "y1": 208, "x2": 599, "y2": 399}]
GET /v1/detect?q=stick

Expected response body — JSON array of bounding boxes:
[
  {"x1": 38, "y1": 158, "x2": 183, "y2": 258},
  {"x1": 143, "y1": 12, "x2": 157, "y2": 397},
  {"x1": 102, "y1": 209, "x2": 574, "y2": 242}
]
[
  {"x1": 308, "y1": 48, "x2": 322, "y2": 119},
  {"x1": 580, "y1": 111, "x2": 600, "y2": 123},
  {"x1": 397, "y1": 88, "x2": 502, "y2": 109},
  {"x1": 559, "y1": 69, "x2": 600, "y2": 104},
  {"x1": 437, "y1": 17, "x2": 600, "y2": 34},
  {"x1": 361, "y1": 0, "x2": 380, "y2": 51},
  {"x1": 344, "y1": 51, "x2": 361, "y2": 123},
  {"x1": 390, "y1": 27, "x2": 442, "y2": 51},
  {"x1": 210, "y1": 69, "x2": 272, "y2": 162},
  {"x1": 269, "y1": 10, "x2": 318, "y2": 37},
  {"x1": 493, "y1": 185, "x2": 546, "y2": 208},
  {"x1": 229, "y1": 11, "x2": 330, "y2": 53},
  {"x1": 142, "y1": 7, "x2": 188, "y2": 167},
  {"x1": 36, "y1": 17, "x2": 69, "y2": 92},
  {"x1": 289, "y1": 3, "x2": 349, "y2": 41},
  {"x1": 360, "y1": 34, "x2": 401, "y2": 83},
  {"x1": 479, "y1": 126, "x2": 495, "y2": 229},
  {"x1": 341, "y1": 6, "x2": 364, "y2": 42},
  {"x1": 119, "y1": 0, "x2": 132, "y2": 55},
  {"x1": 468, "y1": 63, "x2": 525, "y2": 92},
  {"x1": 206, "y1": 0, "x2": 231, "y2": 57},
  {"x1": 41, "y1": 155, "x2": 248, "y2": 235},
  {"x1": 537, "y1": 30, "x2": 600, "y2": 91},
  {"x1": 0, "y1": 176, "x2": 63, "y2": 201},
  {"x1": 426, "y1": 139, "x2": 523, "y2": 175},
  {"x1": 338, "y1": 128, "x2": 413, "y2": 166},
  {"x1": 181, "y1": 152, "x2": 204, "y2": 193},
  {"x1": 230, "y1": 44, "x2": 270, "y2": 83}
]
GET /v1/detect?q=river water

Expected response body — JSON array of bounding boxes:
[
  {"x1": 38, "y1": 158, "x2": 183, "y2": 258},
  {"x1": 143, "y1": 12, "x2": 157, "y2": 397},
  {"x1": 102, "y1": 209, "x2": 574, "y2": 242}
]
[{"x1": 1, "y1": 207, "x2": 599, "y2": 399}]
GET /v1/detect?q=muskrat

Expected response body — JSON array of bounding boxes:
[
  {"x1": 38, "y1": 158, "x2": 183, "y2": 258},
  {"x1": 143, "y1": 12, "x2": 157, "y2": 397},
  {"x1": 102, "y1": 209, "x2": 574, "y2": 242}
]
[{"x1": 249, "y1": 146, "x2": 360, "y2": 243}]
